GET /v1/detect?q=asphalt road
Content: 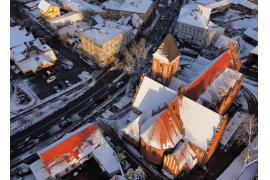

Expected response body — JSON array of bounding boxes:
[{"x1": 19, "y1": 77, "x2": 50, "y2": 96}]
[
  {"x1": 146, "y1": 0, "x2": 183, "y2": 52},
  {"x1": 11, "y1": 70, "x2": 127, "y2": 160}
]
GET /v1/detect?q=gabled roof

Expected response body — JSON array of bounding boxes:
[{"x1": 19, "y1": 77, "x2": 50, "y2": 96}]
[
  {"x1": 132, "y1": 76, "x2": 177, "y2": 118},
  {"x1": 153, "y1": 34, "x2": 180, "y2": 63},
  {"x1": 140, "y1": 110, "x2": 183, "y2": 150}
]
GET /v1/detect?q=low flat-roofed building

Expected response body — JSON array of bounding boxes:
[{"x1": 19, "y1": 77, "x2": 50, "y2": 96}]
[
  {"x1": 80, "y1": 21, "x2": 133, "y2": 67},
  {"x1": 38, "y1": 0, "x2": 61, "y2": 19},
  {"x1": 103, "y1": 0, "x2": 154, "y2": 22},
  {"x1": 232, "y1": 0, "x2": 258, "y2": 15}
]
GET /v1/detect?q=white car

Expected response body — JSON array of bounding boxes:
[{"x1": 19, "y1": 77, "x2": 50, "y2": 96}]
[{"x1": 47, "y1": 75, "x2": 56, "y2": 83}]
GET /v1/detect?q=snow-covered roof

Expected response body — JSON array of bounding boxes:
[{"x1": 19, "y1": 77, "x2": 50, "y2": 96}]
[
  {"x1": 132, "y1": 76, "x2": 177, "y2": 118},
  {"x1": 207, "y1": 0, "x2": 231, "y2": 10},
  {"x1": 250, "y1": 46, "x2": 258, "y2": 55},
  {"x1": 82, "y1": 21, "x2": 132, "y2": 44},
  {"x1": 244, "y1": 28, "x2": 258, "y2": 42},
  {"x1": 63, "y1": 0, "x2": 103, "y2": 12},
  {"x1": 220, "y1": 112, "x2": 247, "y2": 146},
  {"x1": 29, "y1": 159, "x2": 51, "y2": 180},
  {"x1": 131, "y1": 13, "x2": 144, "y2": 28},
  {"x1": 38, "y1": 0, "x2": 51, "y2": 12},
  {"x1": 122, "y1": 115, "x2": 143, "y2": 142},
  {"x1": 180, "y1": 96, "x2": 224, "y2": 151},
  {"x1": 140, "y1": 109, "x2": 183, "y2": 150},
  {"x1": 169, "y1": 77, "x2": 188, "y2": 92},
  {"x1": 10, "y1": 26, "x2": 35, "y2": 49},
  {"x1": 48, "y1": 12, "x2": 84, "y2": 28},
  {"x1": 153, "y1": 34, "x2": 180, "y2": 63},
  {"x1": 26, "y1": 0, "x2": 40, "y2": 9},
  {"x1": 197, "y1": 68, "x2": 243, "y2": 108},
  {"x1": 166, "y1": 140, "x2": 198, "y2": 170},
  {"x1": 238, "y1": 0, "x2": 257, "y2": 10},
  {"x1": 92, "y1": 142, "x2": 121, "y2": 176},
  {"x1": 215, "y1": 35, "x2": 239, "y2": 49},
  {"x1": 103, "y1": 0, "x2": 153, "y2": 14},
  {"x1": 38, "y1": 123, "x2": 106, "y2": 178},
  {"x1": 177, "y1": 4, "x2": 212, "y2": 29}
]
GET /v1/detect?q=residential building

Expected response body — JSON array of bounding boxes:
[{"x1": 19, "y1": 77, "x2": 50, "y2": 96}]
[
  {"x1": 10, "y1": 26, "x2": 57, "y2": 75},
  {"x1": 102, "y1": 0, "x2": 154, "y2": 22},
  {"x1": 152, "y1": 34, "x2": 180, "y2": 86},
  {"x1": 62, "y1": 0, "x2": 103, "y2": 13},
  {"x1": 174, "y1": 4, "x2": 223, "y2": 49},
  {"x1": 80, "y1": 21, "x2": 133, "y2": 67},
  {"x1": 29, "y1": 123, "x2": 121, "y2": 180},
  {"x1": 38, "y1": 0, "x2": 61, "y2": 19}
]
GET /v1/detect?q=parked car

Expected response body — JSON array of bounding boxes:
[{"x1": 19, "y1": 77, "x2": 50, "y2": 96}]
[
  {"x1": 54, "y1": 85, "x2": 61, "y2": 93},
  {"x1": 46, "y1": 70, "x2": 53, "y2": 76},
  {"x1": 65, "y1": 80, "x2": 72, "y2": 87},
  {"x1": 47, "y1": 75, "x2": 56, "y2": 83},
  {"x1": 58, "y1": 81, "x2": 67, "y2": 89},
  {"x1": 60, "y1": 118, "x2": 72, "y2": 128},
  {"x1": 160, "y1": 15, "x2": 165, "y2": 20}
]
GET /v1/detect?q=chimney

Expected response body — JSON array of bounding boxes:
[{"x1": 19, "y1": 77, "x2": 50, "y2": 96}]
[{"x1": 178, "y1": 84, "x2": 185, "y2": 100}]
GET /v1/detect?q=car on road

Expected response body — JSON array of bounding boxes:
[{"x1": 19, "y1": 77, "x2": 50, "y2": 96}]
[
  {"x1": 46, "y1": 70, "x2": 53, "y2": 76},
  {"x1": 160, "y1": 15, "x2": 165, "y2": 20},
  {"x1": 154, "y1": 27, "x2": 158, "y2": 31},
  {"x1": 116, "y1": 81, "x2": 124, "y2": 88},
  {"x1": 61, "y1": 59, "x2": 74, "y2": 70},
  {"x1": 54, "y1": 85, "x2": 61, "y2": 93},
  {"x1": 48, "y1": 125, "x2": 61, "y2": 135},
  {"x1": 65, "y1": 80, "x2": 72, "y2": 87},
  {"x1": 60, "y1": 118, "x2": 72, "y2": 128},
  {"x1": 47, "y1": 75, "x2": 56, "y2": 83}
]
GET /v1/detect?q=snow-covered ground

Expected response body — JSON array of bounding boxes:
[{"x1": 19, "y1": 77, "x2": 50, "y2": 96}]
[
  {"x1": 218, "y1": 136, "x2": 258, "y2": 180},
  {"x1": 11, "y1": 80, "x2": 39, "y2": 115}
]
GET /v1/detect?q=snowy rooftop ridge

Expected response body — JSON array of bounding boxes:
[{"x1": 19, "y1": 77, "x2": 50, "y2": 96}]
[
  {"x1": 178, "y1": 4, "x2": 212, "y2": 29},
  {"x1": 63, "y1": 0, "x2": 103, "y2": 12},
  {"x1": 103, "y1": 0, "x2": 153, "y2": 14}
]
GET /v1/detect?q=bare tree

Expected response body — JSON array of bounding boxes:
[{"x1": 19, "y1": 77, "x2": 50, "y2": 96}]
[
  {"x1": 236, "y1": 115, "x2": 258, "y2": 179},
  {"x1": 115, "y1": 38, "x2": 148, "y2": 75}
]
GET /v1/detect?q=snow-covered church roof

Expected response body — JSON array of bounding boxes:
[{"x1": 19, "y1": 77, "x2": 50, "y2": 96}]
[
  {"x1": 132, "y1": 76, "x2": 177, "y2": 118},
  {"x1": 140, "y1": 109, "x2": 183, "y2": 150},
  {"x1": 153, "y1": 34, "x2": 180, "y2": 63},
  {"x1": 180, "y1": 96, "x2": 223, "y2": 151}
]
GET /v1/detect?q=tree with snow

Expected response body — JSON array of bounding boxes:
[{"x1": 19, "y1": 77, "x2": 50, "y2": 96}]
[
  {"x1": 236, "y1": 115, "x2": 258, "y2": 179},
  {"x1": 134, "y1": 166, "x2": 146, "y2": 180}
]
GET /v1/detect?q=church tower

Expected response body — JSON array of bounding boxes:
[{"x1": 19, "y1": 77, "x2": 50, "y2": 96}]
[{"x1": 152, "y1": 34, "x2": 180, "y2": 86}]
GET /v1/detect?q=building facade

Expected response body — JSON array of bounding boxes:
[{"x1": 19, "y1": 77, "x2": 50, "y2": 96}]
[{"x1": 80, "y1": 21, "x2": 133, "y2": 67}]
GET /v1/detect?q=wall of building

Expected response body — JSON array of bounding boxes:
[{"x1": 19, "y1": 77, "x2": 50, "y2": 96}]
[
  {"x1": 152, "y1": 57, "x2": 180, "y2": 86},
  {"x1": 175, "y1": 22, "x2": 209, "y2": 49},
  {"x1": 140, "y1": 139, "x2": 166, "y2": 165}
]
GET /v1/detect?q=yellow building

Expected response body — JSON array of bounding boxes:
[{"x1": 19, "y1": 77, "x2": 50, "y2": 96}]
[
  {"x1": 38, "y1": 0, "x2": 61, "y2": 19},
  {"x1": 80, "y1": 22, "x2": 133, "y2": 67}
]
